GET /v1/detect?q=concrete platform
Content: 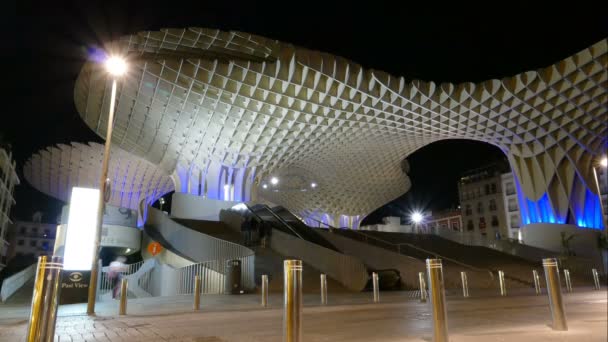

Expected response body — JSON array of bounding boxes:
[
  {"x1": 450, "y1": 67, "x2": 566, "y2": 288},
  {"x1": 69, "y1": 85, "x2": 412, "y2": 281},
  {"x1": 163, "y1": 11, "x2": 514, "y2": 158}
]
[{"x1": 0, "y1": 288, "x2": 605, "y2": 341}]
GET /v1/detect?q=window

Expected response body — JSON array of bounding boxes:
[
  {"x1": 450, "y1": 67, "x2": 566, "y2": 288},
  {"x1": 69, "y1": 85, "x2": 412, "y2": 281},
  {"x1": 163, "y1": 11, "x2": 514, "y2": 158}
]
[
  {"x1": 17, "y1": 239, "x2": 24, "y2": 246},
  {"x1": 479, "y1": 217, "x2": 486, "y2": 231},
  {"x1": 19, "y1": 226, "x2": 26, "y2": 234},
  {"x1": 508, "y1": 198, "x2": 518, "y2": 212},
  {"x1": 491, "y1": 215, "x2": 499, "y2": 227},
  {"x1": 43, "y1": 229, "x2": 50, "y2": 237},
  {"x1": 510, "y1": 215, "x2": 520, "y2": 228},
  {"x1": 451, "y1": 222, "x2": 460, "y2": 231},
  {"x1": 489, "y1": 199, "x2": 497, "y2": 211},
  {"x1": 484, "y1": 184, "x2": 490, "y2": 195},
  {"x1": 465, "y1": 205, "x2": 472, "y2": 216},
  {"x1": 31, "y1": 227, "x2": 38, "y2": 234},
  {"x1": 41, "y1": 241, "x2": 50, "y2": 251},
  {"x1": 477, "y1": 202, "x2": 484, "y2": 214},
  {"x1": 491, "y1": 183, "x2": 497, "y2": 194},
  {"x1": 30, "y1": 240, "x2": 37, "y2": 247},
  {"x1": 467, "y1": 220, "x2": 474, "y2": 231}
]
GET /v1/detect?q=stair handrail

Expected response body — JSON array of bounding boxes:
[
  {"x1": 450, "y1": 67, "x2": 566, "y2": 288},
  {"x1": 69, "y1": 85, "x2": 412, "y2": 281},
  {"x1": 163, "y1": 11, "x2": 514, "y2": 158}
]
[
  {"x1": 310, "y1": 217, "x2": 490, "y2": 274},
  {"x1": 245, "y1": 204, "x2": 304, "y2": 240}
]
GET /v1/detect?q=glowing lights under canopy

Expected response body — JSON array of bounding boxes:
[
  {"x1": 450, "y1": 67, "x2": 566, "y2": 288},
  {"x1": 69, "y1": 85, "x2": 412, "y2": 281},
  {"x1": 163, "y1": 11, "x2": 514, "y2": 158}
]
[
  {"x1": 270, "y1": 177, "x2": 279, "y2": 185},
  {"x1": 105, "y1": 56, "x2": 127, "y2": 76},
  {"x1": 601, "y1": 157, "x2": 608, "y2": 168},
  {"x1": 63, "y1": 187, "x2": 100, "y2": 271}
]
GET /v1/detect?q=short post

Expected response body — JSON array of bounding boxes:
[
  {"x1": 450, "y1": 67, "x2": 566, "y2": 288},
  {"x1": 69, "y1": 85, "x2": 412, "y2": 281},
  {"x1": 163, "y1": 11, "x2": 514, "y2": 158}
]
[
  {"x1": 193, "y1": 275, "x2": 201, "y2": 310},
  {"x1": 460, "y1": 271, "x2": 469, "y2": 298},
  {"x1": 261, "y1": 274, "x2": 269, "y2": 307},
  {"x1": 283, "y1": 260, "x2": 302, "y2": 342},
  {"x1": 592, "y1": 269, "x2": 601, "y2": 290},
  {"x1": 418, "y1": 271, "x2": 427, "y2": 303},
  {"x1": 26, "y1": 256, "x2": 63, "y2": 342},
  {"x1": 320, "y1": 273, "x2": 328, "y2": 305},
  {"x1": 372, "y1": 272, "x2": 380, "y2": 303},
  {"x1": 426, "y1": 259, "x2": 449, "y2": 342},
  {"x1": 533, "y1": 269, "x2": 541, "y2": 295},
  {"x1": 119, "y1": 278, "x2": 128, "y2": 315},
  {"x1": 543, "y1": 258, "x2": 568, "y2": 331},
  {"x1": 563, "y1": 269, "x2": 572, "y2": 293},
  {"x1": 498, "y1": 270, "x2": 507, "y2": 296}
]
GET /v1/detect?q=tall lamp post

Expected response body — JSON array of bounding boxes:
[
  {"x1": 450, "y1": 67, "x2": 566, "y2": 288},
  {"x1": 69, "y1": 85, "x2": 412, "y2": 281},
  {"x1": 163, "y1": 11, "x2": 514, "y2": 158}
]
[{"x1": 86, "y1": 56, "x2": 128, "y2": 315}]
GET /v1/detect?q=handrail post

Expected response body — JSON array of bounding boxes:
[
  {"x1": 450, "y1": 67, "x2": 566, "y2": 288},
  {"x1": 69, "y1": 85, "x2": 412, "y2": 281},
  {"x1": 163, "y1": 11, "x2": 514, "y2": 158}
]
[
  {"x1": 320, "y1": 273, "x2": 328, "y2": 305},
  {"x1": 592, "y1": 269, "x2": 601, "y2": 290},
  {"x1": 193, "y1": 275, "x2": 201, "y2": 310},
  {"x1": 119, "y1": 278, "x2": 128, "y2": 315},
  {"x1": 372, "y1": 272, "x2": 380, "y2": 303},
  {"x1": 26, "y1": 256, "x2": 63, "y2": 342},
  {"x1": 426, "y1": 259, "x2": 449, "y2": 342},
  {"x1": 533, "y1": 269, "x2": 541, "y2": 295},
  {"x1": 261, "y1": 274, "x2": 269, "y2": 307},
  {"x1": 418, "y1": 271, "x2": 427, "y2": 302},
  {"x1": 563, "y1": 269, "x2": 572, "y2": 293},
  {"x1": 460, "y1": 271, "x2": 469, "y2": 298},
  {"x1": 498, "y1": 270, "x2": 506, "y2": 296},
  {"x1": 543, "y1": 258, "x2": 567, "y2": 331},
  {"x1": 283, "y1": 260, "x2": 302, "y2": 342}
]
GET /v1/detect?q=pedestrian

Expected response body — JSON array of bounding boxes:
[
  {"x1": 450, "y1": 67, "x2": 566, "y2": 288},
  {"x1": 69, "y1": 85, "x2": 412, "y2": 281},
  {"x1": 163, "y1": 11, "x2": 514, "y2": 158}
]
[{"x1": 108, "y1": 256, "x2": 127, "y2": 299}]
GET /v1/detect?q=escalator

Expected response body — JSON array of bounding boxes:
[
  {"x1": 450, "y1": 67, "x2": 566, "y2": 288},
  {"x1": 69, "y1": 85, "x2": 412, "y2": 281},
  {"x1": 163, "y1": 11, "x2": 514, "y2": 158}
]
[{"x1": 244, "y1": 204, "x2": 340, "y2": 252}]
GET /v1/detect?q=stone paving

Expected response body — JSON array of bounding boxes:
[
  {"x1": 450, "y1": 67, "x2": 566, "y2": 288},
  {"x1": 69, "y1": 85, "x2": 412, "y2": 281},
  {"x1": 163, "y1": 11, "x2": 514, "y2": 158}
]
[{"x1": 0, "y1": 288, "x2": 606, "y2": 341}]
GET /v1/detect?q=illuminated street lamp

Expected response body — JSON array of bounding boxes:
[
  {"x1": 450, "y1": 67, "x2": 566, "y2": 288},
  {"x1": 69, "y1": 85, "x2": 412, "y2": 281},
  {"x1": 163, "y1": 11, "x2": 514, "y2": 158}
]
[
  {"x1": 87, "y1": 54, "x2": 128, "y2": 315},
  {"x1": 270, "y1": 177, "x2": 279, "y2": 185},
  {"x1": 411, "y1": 211, "x2": 424, "y2": 234}
]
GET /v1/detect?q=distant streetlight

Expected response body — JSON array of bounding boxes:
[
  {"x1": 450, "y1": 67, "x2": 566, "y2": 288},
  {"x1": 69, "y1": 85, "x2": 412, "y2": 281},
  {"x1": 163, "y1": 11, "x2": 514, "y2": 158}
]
[
  {"x1": 262, "y1": 184, "x2": 268, "y2": 189},
  {"x1": 270, "y1": 177, "x2": 279, "y2": 185},
  {"x1": 601, "y1": 156, "x2": 607, "y2": 168},
  {"x1": 87, "y1": 54, "x2": 128, "y2": 315},
  {"x1": 311, "y1": 182, "x2": 317, "y2": 188},
  {"x1": 159, "y1": 197, "x2": 166, "y2": 212},
  {"x1": 411, "y1": 212, "x2": 423, "y2": 224}
]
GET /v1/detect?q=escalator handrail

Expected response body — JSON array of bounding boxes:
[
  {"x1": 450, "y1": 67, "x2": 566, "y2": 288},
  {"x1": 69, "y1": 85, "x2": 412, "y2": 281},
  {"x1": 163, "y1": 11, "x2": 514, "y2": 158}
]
[{"x1": 244, "y1": 204, "x2": 304, "y2": 240}]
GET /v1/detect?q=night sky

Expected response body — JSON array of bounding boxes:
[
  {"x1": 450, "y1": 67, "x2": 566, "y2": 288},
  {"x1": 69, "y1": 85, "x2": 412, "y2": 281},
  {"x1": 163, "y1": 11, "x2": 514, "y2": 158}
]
[{"x1": 6, "y1": 1, "x2": 607, "y2": 223}]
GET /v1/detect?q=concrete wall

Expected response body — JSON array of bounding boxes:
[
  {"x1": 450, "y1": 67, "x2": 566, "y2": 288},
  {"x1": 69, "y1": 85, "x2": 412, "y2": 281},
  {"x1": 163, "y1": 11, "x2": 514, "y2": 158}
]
[
  {"x1": 170, "y1": 193, "x2": 238, "y2": 221},
  {"x1": 520, "y1": 223, "x2": 603, "y2": 260},
  {"x1": 270, "y1": 229, "x2": 368, "y2": 291},
  {"x1": 0, "y1": 263, "x2": 36, "y2": 302}
]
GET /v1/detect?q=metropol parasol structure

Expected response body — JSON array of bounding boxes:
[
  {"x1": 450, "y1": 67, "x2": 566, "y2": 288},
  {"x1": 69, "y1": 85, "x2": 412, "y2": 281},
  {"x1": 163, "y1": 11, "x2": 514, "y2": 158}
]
[{"x1": 26, "y1": 28, "x2": 607, "y2": 230}]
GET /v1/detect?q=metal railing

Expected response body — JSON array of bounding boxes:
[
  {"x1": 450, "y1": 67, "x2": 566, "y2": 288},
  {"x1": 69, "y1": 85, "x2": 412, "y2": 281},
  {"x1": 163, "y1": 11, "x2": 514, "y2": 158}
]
[
  {"x1": 176, "y1": 254, "x2": 255, "y2": 295},
  {"x1": 98, "y1": 260, "x2": 153, "y2": 299}
]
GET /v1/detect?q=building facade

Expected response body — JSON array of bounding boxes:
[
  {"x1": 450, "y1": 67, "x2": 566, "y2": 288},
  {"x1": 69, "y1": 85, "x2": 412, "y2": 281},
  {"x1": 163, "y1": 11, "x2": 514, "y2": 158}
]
[
  {"x1": 0, "y1": 147, "x2": 19, "y2": 271},
  {"x1": 7, "y1": 220, "x2": 57, "y2": 260},
  {"x1": 458, "y1": 163, "x2": 510, "y2": 240},
  {"x1": 501, "y1": 172, "x2": 522, "y2": 240},
  {"x1": 420, "y1": 210, "x2": 463, "y2": 233}
]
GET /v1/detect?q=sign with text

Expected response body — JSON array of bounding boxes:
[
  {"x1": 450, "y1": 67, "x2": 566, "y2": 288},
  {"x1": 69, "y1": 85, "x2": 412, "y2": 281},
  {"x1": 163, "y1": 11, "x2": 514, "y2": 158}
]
[
  {"x1": 147, "y1": 242, "x2": 162, "y2": 256},
  {"x1": 59, "y1": 270, "x2": 91, "y2": 304}
]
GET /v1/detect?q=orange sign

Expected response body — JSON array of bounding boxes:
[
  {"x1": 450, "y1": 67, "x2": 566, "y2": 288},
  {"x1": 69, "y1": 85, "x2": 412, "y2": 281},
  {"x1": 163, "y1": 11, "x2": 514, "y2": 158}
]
[{"x1": 147, "y1": 242, "x2": 162, "y2": 256}]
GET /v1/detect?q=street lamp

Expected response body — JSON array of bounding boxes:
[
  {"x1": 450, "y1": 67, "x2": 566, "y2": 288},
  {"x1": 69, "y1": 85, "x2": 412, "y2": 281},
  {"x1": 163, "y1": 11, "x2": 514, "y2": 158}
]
[
  {"x1": 86, "y1": 54, "x2": 128, "y2": 315},
  {"x1": 159, "y1": 197, "x2": 165, "y2": 212},
  {"x1": 270, "y1": 177, "x2": 279, "y2": 185},
  {"x1": 411, "y1": 211, "x2": 424, "y2": 234}
]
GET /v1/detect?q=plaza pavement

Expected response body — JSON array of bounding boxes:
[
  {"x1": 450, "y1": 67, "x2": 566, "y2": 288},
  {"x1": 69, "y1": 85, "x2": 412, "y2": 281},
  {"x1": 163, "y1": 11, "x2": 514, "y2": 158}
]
[{"x1": 0, "y1": 288, "x2": 606, "y2": 341}]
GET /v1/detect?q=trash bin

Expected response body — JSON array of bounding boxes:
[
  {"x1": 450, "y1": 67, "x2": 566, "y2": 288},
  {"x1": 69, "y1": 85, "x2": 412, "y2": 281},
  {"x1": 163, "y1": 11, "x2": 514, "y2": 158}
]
[{"x1": 225, "y1": 259, "x2": 242, "y2": 294}]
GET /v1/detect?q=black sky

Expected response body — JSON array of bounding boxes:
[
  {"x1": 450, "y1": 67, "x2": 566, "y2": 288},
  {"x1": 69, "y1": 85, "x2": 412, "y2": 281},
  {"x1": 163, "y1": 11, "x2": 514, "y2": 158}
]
[{"x1": 5, "y1": 1, "x2": 607, "y2": 223}]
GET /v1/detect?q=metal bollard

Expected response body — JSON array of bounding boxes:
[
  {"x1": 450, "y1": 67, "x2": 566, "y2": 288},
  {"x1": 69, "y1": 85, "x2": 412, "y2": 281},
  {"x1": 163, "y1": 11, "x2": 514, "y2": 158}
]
[
  {"x1": 426, "y1": 259, "x2": 449, "y2": 342},
  {"x1": 543, "y1": 258, "x2": 568, "y2": 331},
  {"x1": 498, "y1": 270, "x2": 507, "y2": 296},
  {"x1": 283, "y1": 260, "x2": 302, "y2": 342},
  {"x1": 320, "y1": 273, "x2": 328, "y2": 305},
  {"x1": 372, "y1": 272, "x2": 380, "y2": 303},
  {"x1": 563, "y1": 269, "x2": 572, "y2": 293},
  {"x1": 418, "y1": 271, "x2": 427, "y2": 303},
  {"x1": 592, "y1": 269, "x2": 601, "y2": 290},
  {"x1": 26, "y1": 256, "x2": 63, "y2": 342},
  {"x1": 193, "y1": 275, "x2": 201, "y2": 310},
  {"x1": 261, "y1": 274, "x2": 269, "y2": 307},
  {"x1": 119, "y1": 278, "x2": 128, "y2": 315},
  {"x1": 533, "y1": 269, "x2": 541, "y2": 295},
  {"x1": 461, "y1": 271, "x2": 469, "y2": 298}
]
